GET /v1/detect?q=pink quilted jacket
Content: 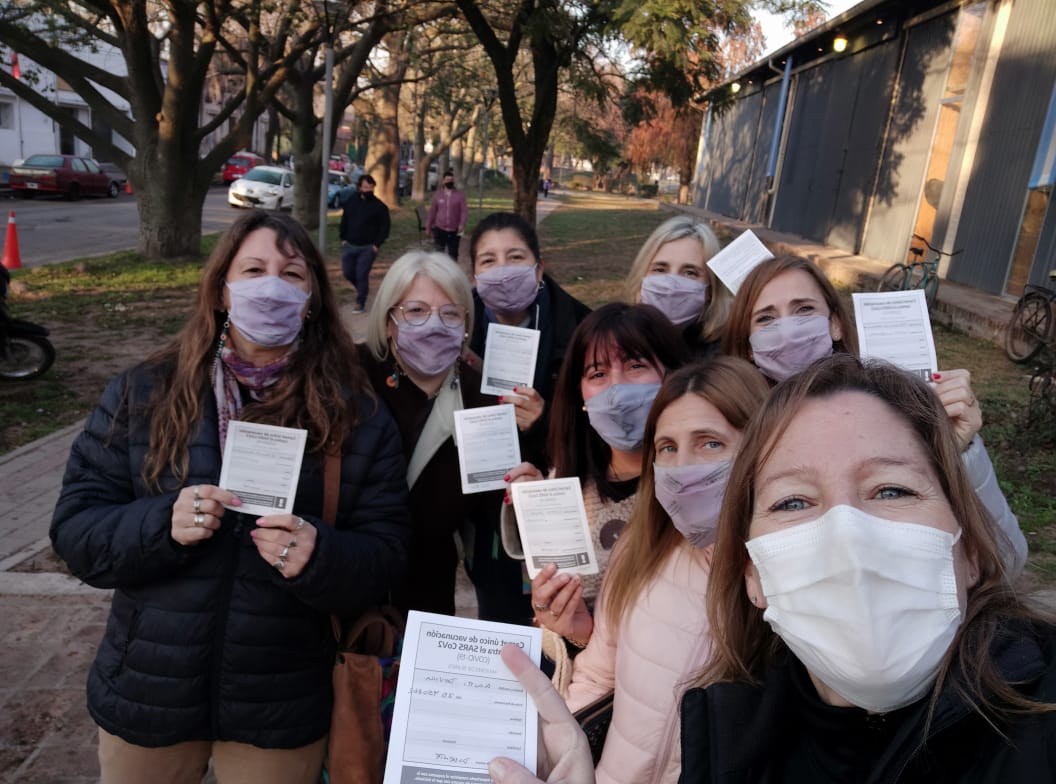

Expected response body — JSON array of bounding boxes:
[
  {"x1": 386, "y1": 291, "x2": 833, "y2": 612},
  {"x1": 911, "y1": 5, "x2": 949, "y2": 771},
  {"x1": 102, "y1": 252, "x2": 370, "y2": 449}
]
[{"x1": 566, "y1": 543, "x2": 713, "y2": 784}]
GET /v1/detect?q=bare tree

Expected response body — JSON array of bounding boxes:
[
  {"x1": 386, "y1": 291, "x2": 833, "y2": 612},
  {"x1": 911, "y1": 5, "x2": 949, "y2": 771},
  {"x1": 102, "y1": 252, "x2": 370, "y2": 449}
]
[{"x1": 0, "y1": 0, "x2": 322, "y2": 259}]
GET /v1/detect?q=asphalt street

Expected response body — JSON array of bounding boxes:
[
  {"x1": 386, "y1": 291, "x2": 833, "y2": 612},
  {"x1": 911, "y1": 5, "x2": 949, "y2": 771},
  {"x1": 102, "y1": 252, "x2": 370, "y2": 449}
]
[{"x1": 0, "y1": 185, "x2": 239, "y2": 268}]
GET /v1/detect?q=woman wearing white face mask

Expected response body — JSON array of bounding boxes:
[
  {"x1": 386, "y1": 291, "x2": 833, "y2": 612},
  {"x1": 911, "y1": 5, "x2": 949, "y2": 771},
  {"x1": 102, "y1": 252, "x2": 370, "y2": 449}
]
[
  {"x1": 359, "y1": 250, "x2": 512, "y2": 619},
  {"x1": 681, "y1": 355, "x2": 1056, "y2": 784},
  {"x1": 563, "y1": 358, "x2": 769, "y2": 784},
  {"x1": 722, "y1": 254, "x2": 1028, "y2": 578},
  {"x1": 51, "y1": 211, "x2": 410, "y2": 783},
  {"x1": 625, "y1": 215, "x2": 731, "y2": 360},
  {"x1": 501, "y1": 303, "x2": 688, "y2": 650}
]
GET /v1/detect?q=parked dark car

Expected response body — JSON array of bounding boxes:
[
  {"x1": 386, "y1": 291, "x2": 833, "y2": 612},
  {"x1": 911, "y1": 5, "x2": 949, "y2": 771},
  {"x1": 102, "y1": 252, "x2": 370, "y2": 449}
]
[
  {"x1": 10, "y1": 154, "x2": 116, "y2": 199},
  {"x1": 97, "y1": 162, "x2": 127, "y2": 194}
]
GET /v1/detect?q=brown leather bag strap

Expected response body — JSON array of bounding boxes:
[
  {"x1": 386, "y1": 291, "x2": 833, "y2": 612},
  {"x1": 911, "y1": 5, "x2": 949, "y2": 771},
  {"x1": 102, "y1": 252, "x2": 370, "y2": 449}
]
[
  {"x1": 321, "y1": 449, "x2": 342, "y2": 642},
  {"x1": 322, "y1": 449, "x2": 341, "y2": 526}
]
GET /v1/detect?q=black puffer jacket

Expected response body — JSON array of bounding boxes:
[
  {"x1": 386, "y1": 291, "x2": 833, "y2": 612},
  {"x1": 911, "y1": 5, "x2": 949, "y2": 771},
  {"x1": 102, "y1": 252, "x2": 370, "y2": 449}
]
[
  {"x1": 51, "y1": 362, "x2": 410, "y2": 749},
  {"x1": 679, "y1": 623, "x2": 1056, "y2": 784}
]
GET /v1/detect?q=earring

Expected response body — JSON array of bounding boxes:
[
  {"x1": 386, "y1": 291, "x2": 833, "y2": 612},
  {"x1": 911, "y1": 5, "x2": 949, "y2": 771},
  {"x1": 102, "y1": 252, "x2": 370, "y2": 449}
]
[
  {"x1": 386, "y1": 359, "x2": 400, "y2": 389},
  {"x1": 750, "y1": 595, "x2": 759, "y2": 606},
  {"x1": 215, "y1": 317, "x2": 230, "y2": 360}
]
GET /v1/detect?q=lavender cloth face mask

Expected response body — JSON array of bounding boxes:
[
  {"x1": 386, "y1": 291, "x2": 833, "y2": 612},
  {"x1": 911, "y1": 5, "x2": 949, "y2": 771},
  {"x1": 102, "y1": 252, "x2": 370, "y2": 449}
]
[
  {"x1": 226, "y1": 276, "x2": 310, "y2": 348},
  {"x1": 749, "y1": 314, "x2": 834, "y2": 382},
  {"x1": 584, "y1": 382, "x2": 662, "y2": 452},
  {"x1": 639, "y1": 274, "x2": 709, "y2": 326},
  {"x1": 653, "y1": 460, "x2": 731, "y2": 548},
  {"x1": 393, "y1": 313, "x2": 464, "y2": 376},
  {"x1": 475, "y1": 264, "x2": 540, "y2": 316}
]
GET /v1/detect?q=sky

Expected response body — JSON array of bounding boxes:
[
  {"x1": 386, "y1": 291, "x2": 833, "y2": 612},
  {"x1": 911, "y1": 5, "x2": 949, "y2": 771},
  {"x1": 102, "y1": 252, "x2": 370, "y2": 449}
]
[{"x1": 755, "y1": 0, "x2": 860, "y2": 56}]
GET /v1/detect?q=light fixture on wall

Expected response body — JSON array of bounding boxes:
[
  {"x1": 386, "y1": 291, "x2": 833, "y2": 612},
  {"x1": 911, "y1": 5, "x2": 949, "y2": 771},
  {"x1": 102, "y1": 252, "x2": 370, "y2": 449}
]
[
  {"x1": 731, "y1": 82, "x2": 741, "y2": 94},
  {"x1": 833, "y1": 34, "x2": 848, "y2": 53}
]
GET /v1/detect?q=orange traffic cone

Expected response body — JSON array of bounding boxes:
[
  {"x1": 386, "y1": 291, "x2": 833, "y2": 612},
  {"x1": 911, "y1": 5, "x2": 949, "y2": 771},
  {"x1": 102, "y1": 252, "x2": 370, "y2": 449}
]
[
  {"x1": 125, "y1": 180, "x2": 132, "y2": 194},
  {"x1": 2, "y1": 211, "x2": 22, "y2": 270}
]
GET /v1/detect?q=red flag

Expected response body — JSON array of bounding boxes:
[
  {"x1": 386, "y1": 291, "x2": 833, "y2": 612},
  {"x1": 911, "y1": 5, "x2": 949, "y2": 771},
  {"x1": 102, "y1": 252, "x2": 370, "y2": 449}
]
[{"x1": 11, "y1": 52, "x2": 20, "y2": 80}]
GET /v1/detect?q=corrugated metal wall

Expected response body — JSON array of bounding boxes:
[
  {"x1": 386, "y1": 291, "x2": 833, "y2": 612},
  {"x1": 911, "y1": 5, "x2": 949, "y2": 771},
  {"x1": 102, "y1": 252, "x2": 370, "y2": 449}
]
[
  {"x1": 861, "y1": 13, "x2": 957, "y2": 262},
  {"x1": 772, "y1": 41, "x2": 900, "y2": 250},
  {"x1": 946, "y1": 0, "x2": 1056, "y2": 292},
  {"x1": 699, "y1": 89, "x2": 764, "y2": 219},
  {"x1": 742, "y1": 81, "x2": 781, "y2": 225}
]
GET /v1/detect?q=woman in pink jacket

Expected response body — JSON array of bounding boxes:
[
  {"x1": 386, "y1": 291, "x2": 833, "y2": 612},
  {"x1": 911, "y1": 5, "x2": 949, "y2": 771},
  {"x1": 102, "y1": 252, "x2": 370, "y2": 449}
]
[{"x1": 564, "y1": 358, "x2": 769, "y2": 784}]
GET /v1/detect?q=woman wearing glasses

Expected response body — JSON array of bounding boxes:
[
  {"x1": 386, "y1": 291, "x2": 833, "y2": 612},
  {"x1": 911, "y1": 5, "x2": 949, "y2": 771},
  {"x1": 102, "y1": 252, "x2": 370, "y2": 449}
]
[{"x1": 359, "y1": 250, "x2": 504, "y2": 616}]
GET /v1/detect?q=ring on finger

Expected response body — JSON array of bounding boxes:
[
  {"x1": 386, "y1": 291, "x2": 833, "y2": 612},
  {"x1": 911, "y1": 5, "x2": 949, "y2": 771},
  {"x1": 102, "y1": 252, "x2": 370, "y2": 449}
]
[
  {"x1": 274, "y1": 557, "x2": 286, "y2": 571},
  {"x1": 193, "y1": 485, "x2": 201, "y2": 501},
  {"x1": 532, "y1": 602, "x2": 550, "y2": 612},
  {"x1": 193, "y1": 497, "x2": 202, "y2": 513},
  {"x1": 193, "y1": 513, "x2": 205, "y2": 527},
  {"x1": 280, "y1": 544, "x2": 290, "y2": 559},
  {"x1": 288, "y1": 538, "x2": 297, "y2": 548}
]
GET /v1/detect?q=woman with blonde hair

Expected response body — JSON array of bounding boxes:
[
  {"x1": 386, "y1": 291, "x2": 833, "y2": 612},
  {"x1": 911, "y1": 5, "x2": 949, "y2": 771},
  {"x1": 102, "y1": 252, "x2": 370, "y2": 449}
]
[
  {"x1": 681, "y1": 354, "x2": 1056, "y2": 782},
  {"x1": 52, "y1": 211, "x2": 409, "y2": 783},
  {"x1": 359, "y1": 250, "x2": 519, "y2": 619},
  {"x1": 564, "y1": 358, "x2": 770, "y2": 784},
  {"x1": 625, "y1": 215, "x2": 731, "y2": 359}
]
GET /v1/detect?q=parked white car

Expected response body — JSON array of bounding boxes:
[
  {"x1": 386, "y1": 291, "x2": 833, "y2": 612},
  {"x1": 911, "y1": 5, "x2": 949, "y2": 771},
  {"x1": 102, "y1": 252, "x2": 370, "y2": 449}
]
[{"x1": 228, "y1": 165, "x2": 294, "y2": 210}]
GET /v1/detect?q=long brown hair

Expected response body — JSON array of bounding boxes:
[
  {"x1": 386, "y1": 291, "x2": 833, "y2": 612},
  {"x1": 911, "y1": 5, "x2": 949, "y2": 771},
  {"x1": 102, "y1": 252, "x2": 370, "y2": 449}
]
[
  {"x1": 602, "y1": 358, "x2": 770, "y2": 632},
  {"x1": 547, "y1": 303, "x2": 689, "y2": 500},
  {"x1": 141, "y1": 210, "x2": 367, "y2": 489},
  {"x1": 700, "y1": 354, "x2": 1053, "y2": 719},
  {"x1": 721, "y1": 254, "x2": 858, "y2": 362}
]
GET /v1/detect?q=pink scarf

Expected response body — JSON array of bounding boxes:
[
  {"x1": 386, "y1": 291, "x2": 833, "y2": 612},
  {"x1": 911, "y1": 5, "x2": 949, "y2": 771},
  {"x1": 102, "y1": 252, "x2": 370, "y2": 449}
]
[{"x1": 212, "y1": 345, "x2": 290, "y2": 451}]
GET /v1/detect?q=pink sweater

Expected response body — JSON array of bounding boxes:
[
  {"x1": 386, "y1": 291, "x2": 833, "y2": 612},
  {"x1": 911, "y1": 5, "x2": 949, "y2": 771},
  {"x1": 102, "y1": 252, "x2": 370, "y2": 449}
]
[{"x1": 566, "y1": 543, "x2": 712, "y2": 784}]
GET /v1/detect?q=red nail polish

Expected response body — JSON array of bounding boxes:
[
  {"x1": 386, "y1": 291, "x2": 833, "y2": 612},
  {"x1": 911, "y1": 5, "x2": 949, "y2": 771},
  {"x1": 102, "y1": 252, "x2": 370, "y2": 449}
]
[
  {"x1": 498, "y1": 396, "x2": 504, "y2": 403},
  {"x1": 504, "y1": 474, "x2": 510, "y2": 482},
  {"x1": 933, "y1": 372, "x2": 941, "y2": 380},
  {"x1": 503, "y1": 496, "x2": 510, "y2": 505},
  {"x1": 512, "y1": 387, "x2": 518, "y2": 393}
]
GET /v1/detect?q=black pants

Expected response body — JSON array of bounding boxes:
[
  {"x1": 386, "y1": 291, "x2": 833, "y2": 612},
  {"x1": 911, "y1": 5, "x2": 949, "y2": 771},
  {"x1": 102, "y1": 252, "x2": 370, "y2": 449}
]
[{"x1": 432, "y1": 228, "x2": 460, "y2": 261}]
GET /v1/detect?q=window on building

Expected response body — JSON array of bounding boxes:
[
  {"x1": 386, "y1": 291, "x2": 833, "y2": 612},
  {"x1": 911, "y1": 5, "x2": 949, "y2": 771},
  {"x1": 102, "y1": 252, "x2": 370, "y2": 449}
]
[{"x1": 0, "y1": 102, "x2": 13, "y2": 130}]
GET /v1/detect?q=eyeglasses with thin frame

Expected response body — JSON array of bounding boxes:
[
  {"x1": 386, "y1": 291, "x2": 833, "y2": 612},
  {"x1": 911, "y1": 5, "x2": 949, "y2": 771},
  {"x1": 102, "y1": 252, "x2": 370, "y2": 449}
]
[{"x1": 392, "y1": 300, "x2": 467, "y2": 328}]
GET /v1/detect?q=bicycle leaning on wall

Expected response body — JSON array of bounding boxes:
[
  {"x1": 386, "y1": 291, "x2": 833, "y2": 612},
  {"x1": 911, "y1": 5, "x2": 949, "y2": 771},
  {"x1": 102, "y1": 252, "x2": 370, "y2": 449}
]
[
  {"x1": 877, "y1": 233, "x2": 962, "y2": 310},
  {"x1": 1004, "y1": 270, "x2": 1056, "y2": 427}
]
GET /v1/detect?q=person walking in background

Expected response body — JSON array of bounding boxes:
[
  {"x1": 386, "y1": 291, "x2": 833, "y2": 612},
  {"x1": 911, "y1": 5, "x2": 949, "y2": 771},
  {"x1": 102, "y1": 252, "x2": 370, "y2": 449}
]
[
  {"x1": 426, "y1": 169, "x2": 468, "y2": 261},
  {"x1": 543, "y1": 176, "x2": 552, "y2": 198},
  {"x1": 339, "y1": 173, "x2": 390, "y2": 314}
]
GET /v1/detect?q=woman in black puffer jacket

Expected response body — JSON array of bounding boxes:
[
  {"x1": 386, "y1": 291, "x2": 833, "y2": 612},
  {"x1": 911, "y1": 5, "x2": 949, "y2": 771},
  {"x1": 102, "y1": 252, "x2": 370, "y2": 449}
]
[{"x1": 51, "y1": 211, "x2": 409, "y2": 783}]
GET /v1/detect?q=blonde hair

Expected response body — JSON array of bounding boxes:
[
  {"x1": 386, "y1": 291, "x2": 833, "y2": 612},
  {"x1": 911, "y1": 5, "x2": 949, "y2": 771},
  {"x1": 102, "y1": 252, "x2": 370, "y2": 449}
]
[
  {"x1": 624, "y1": 215, "x2": 730, "y2": 342},
  {"x1": 365, "y1": 250, "x2": 474, "y2": 360}
]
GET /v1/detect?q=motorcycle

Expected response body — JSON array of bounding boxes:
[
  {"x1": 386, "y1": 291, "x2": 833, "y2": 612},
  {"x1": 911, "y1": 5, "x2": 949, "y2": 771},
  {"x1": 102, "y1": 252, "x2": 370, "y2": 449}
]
[{"x1": 0, "y1": 279, "x2": 55, "y2": 381}]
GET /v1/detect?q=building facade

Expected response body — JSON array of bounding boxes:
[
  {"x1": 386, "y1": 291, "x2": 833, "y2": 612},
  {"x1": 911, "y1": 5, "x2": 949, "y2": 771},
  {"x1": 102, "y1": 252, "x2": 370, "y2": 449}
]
[{"x1": 693, "y1": 0, "x2": 1056, "y2": 296}]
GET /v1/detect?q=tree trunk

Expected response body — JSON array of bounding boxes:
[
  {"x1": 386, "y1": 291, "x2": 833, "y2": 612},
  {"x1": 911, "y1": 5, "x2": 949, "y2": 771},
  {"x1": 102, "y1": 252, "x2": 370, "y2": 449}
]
[
  {"x1": 137, "y1": 175, "x2": 208, "y2": 258},
  {"x1": 364, "y1": 88, "x2": 401, "y2": 206},
  {"x1": 290, "y1": 76, "x2": 323, "y2": 230}
]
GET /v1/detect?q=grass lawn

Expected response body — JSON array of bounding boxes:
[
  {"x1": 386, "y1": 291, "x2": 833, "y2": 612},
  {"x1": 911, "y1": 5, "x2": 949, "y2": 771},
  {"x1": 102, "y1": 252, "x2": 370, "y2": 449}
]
[{"x1": 2, "y1": 188, "x2": 1052, "y2": 584}]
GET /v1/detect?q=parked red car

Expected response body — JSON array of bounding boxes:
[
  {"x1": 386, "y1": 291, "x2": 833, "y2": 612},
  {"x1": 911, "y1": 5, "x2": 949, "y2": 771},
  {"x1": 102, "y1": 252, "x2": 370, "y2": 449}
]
[
  {"x1": 222, "y1": 152, "x2": 266, "y2": 183},
  {"x1": 9, "y1": 154, "x2": 116, "y2": 199}
]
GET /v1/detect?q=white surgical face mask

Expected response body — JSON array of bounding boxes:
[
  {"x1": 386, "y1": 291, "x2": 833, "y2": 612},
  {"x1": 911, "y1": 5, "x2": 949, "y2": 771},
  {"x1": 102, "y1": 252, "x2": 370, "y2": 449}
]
[{"x1": 746, "y1": 505, "x2": 963, "y2": 713}]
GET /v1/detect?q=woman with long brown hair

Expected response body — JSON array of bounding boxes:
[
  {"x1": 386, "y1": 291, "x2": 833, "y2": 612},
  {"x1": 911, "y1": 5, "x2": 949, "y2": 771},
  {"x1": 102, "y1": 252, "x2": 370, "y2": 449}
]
[
  {"x1": 681, "y1": 355, "x2": 1055, "y2": 783},
  {"x1": 722, "y1": 253, "x2": 1027, "y2": 575},
  {"x1": 51, "y1": 211, "x2": 409, "y2": 783},
  {"x1": 564, "y1": 358, "x2": 769, "y2": 784}
]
